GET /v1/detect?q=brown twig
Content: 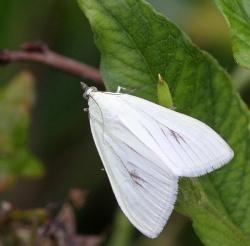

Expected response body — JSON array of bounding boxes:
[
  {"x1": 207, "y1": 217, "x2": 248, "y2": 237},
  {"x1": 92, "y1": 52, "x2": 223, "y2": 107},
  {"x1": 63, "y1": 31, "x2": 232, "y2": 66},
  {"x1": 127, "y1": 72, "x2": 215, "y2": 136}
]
[{"x1": 0, "y1": 42, "x2": 103, "y2": 85}]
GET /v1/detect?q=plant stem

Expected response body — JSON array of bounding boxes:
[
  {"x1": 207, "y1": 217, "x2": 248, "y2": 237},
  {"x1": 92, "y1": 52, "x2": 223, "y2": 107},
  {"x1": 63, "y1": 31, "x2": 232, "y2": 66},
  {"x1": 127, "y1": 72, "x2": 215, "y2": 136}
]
[{"x1": 0, "y1": 42, "x2": 103, "y2": 85}]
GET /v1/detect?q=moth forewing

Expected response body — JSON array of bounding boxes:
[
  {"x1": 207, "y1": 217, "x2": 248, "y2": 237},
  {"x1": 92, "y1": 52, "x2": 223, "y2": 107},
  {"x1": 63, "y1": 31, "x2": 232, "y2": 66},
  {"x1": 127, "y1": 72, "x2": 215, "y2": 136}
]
[{"x1": 116, "y1": 94, "x2": 234, "y2": 176}]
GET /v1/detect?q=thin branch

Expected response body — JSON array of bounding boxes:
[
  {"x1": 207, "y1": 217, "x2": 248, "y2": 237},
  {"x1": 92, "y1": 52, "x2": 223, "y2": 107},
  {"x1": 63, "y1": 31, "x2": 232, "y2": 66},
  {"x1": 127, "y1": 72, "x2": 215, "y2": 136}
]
[{"x1": 0, "y1": 42, "x2": 103, "y2": 85}]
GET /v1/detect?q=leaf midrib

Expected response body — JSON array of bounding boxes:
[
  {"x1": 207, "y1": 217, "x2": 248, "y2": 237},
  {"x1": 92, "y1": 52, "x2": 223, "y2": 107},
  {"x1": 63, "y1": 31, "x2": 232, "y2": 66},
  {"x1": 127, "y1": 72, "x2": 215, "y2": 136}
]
[{"x1": 100, "y1": 1, "x2": 158, "y2": 86}]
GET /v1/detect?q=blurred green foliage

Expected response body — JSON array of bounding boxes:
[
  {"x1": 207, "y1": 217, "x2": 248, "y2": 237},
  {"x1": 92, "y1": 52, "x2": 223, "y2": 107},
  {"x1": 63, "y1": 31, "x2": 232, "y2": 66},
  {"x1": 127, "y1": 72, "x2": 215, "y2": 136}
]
[
  {"x1": 214, "y1": 0, "x2": 250, "y2": 69},
  {"x1": 0, "y1": 0, "x2": 250, "y2": 245},
  {"x1": 0, "y1": 71, "x2": 43, "y2": 177}
]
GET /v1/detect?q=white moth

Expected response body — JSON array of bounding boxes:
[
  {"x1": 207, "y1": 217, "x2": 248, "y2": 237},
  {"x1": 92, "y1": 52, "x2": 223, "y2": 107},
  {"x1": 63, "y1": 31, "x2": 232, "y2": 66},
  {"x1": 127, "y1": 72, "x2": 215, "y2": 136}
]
[{"x1": 80, "y1": 82, "x2": 234, "y2": 238}]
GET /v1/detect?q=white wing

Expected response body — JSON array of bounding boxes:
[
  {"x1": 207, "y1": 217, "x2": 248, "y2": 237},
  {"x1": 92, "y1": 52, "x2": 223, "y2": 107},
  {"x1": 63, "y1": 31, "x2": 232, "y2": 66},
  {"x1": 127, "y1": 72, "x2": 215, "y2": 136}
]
[
  {"x1": 118, "y1": 93, "x2": 234, "y2": 177},
  {"x1": 90, "y1": 92, "x2": 234, "y2": 178},
  {"x1": 88, "y1": 94, "x2": 178, "y2": 238}
]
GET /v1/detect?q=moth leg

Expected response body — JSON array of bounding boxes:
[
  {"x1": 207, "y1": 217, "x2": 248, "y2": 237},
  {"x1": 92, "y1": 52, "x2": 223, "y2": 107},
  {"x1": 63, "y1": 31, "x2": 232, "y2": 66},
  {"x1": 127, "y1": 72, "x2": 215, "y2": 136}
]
[
  {"x1": 170, "y1": 106, "x2": 177, "y2": 111},
  {"x1": 116, "y1": 86, "x2": 127, "y2": 93},
  {"x1": 116, "y1": 86, "x2": 137, "y2": 94}
]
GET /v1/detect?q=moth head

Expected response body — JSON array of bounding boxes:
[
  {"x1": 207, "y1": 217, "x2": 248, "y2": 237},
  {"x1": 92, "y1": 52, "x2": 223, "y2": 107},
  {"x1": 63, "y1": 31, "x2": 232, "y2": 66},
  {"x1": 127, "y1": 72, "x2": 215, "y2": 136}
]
[{"x1": 80, "y1": 82, "x2": 98, "y2": 100}]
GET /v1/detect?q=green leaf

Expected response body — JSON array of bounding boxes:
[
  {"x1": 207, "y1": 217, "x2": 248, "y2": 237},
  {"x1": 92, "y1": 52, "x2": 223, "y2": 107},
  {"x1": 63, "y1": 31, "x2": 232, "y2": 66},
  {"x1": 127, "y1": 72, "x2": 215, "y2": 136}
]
[
  {"x1": 77, "y1": 0, "x2": 250, "y2": 244},
  {"x1": 214, "y1": 0, "x2": 250, "y2": 69},
  {"x1": 157, "y1": 74, "x2": 174, "y2": 108},
  {"x1": 0, "y1": 71, "x2": 44, "y2": 178}
]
